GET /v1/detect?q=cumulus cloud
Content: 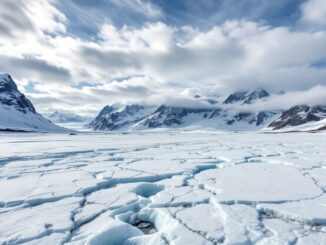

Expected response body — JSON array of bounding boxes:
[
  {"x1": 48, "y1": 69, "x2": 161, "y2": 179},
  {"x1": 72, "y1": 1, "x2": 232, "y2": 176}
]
[
  {"x1": 0, "y1": 0, "x2": 325, "y2": 115},
  {"x1": 301, "y1": 0, "x2": 326, "y2": 25},
  {"x1": 86, "y1": 20, "x2": 326, "y2": 92}
]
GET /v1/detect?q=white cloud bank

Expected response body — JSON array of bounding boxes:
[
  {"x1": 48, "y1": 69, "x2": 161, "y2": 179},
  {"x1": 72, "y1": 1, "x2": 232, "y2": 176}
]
[
  {"x1": 301, "y1": 0, "x2": 326, "y2": 25},
  {"x1": 0, "y1": 0, "x2": 325, "y2": 115}
]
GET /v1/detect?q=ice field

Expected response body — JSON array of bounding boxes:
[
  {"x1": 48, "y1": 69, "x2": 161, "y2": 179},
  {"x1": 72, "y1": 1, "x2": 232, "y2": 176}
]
[{"x1": 0, "y1": 131, "x2": 325, "y2": 244}]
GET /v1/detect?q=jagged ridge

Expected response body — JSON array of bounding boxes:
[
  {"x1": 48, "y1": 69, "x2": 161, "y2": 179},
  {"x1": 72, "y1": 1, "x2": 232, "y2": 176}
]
[
  {"x1": 0, "y1": 74, "x2": 68, "y2": 132},
  {"x1": 268, "y1": 105, "x2": 326, "y2": 130}
]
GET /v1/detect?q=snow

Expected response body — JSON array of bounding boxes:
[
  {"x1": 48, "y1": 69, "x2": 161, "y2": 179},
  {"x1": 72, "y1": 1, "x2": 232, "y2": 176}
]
[
  {"x1": 0, "y1": 197, "x2": 82, "y2": 244},
  {"x1": 84, "y1": 217, "x2": 144, "y2": 245},
  {"x1": 0, "y1": 105, "x2": 69, "y2": 132},
  {"x1": 262, "y1": 218, "x2": 301, "y2": 244},
  {"x1": 272, "y1": 118, "x2": 326, "y2": 132},
  {"x1": 214, "y1": 203, "x2": 262, "y2": 244},
  {"x1": 195, "y1": 163, "x2": 322, "y2": 203},
  {"x1": 0, "y1": 131, "x2": 325, "y2": 244},
  {"x1": 175, "y1": 204, "x2": 225, "y2": 242},
  {"x1": 258, "y1": 195, "x2": 326, "y2": 225}
]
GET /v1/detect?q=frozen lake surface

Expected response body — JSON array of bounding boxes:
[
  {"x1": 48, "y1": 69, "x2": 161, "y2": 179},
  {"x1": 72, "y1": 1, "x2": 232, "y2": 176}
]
[{"x1": 0, "y1": 131, "x2": 325, "y2": 244}]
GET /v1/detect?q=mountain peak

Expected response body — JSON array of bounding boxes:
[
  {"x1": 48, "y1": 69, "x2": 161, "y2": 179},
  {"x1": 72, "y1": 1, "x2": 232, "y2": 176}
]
[
  {"x1": 0, "y1": 73, "x2": 12, "y2": 80},
  {"x1": 99, "y1": 105, "x2": 115, "y2": 115},
  {"x1": 0, "y1": 74, "x2": 36, "y2": 113},
  {"x1": 249, "y1": 87, "x2": 268, "y2": 94},
  {"x1": 0, "y1": 74, "x2": 18, "y2": 92},
  {"x1": 223, "y1": 88, "x2": 269, "y2": 104}
]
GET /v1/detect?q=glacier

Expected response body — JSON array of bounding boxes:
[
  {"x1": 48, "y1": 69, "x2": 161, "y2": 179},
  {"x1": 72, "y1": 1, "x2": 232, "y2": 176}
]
[{"x1": 0, "y1": 131, "x2": 325, "y2": 244}]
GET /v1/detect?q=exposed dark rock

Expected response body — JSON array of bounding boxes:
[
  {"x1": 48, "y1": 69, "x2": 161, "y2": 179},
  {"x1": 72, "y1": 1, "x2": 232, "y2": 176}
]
[
  {"x1": 142, "y1": 105, "x2": 213, "y2": 128},
  {"x1": 223, "y1": 88, "x2": 270, "y2": 104},
  {"x1": 269, "y1": 105, "x2": 326, "y2": 129},
  {"x1": 88, "y1": 104, "x2": 151, "y2": 130},
  {"x1": 0, "y1": 74, "x2": 36, "y2": 113}
]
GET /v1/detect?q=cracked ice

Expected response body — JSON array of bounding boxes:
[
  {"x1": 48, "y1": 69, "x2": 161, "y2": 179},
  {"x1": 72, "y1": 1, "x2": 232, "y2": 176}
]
[{"x1": 0, "y1": 131, "x2": 325, "y2": 245}]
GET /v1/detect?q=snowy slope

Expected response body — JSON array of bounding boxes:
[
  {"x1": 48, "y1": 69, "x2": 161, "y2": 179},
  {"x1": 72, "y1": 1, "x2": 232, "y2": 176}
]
[
  {"x1": 268, "y1": 105, "x2": 326, "y2": 131},
  {"x1": 266, "y1": 118, "x2": 326, "y2": 132},
  {"x1": 0, "y1": 131, "x2": 325, "y2": 244},
  {"x1": 0, "y1": 74, "x2": 68, "y2": 132}
]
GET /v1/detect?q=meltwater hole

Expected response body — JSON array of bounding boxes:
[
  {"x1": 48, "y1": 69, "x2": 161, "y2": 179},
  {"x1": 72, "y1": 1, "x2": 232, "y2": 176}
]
[{"x1": 132, "y1": 220, "x2": 157, "y2": 235}]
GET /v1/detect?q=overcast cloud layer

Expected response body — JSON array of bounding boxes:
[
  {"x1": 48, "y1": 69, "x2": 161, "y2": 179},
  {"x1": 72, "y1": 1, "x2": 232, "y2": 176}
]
[{"x1": 0, "y1": 0, "x2": 325, "y2": 115}]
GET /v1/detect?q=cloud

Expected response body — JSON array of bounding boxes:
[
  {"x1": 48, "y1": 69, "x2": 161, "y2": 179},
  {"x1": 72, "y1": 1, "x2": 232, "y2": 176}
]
[
  {"x1": 53, "y1": 0, "x2": 162, "y2": 39},
  {"x1": 0, "y1": 0, "x2": 66, "y2": 40},
  {"x1": 0, "y1": 55, "x2": 71, "y2": 82},
  {"x1": 301, "y1": 0, "x2": 326, "y2": 25},
  {"x1": 235, "y1": 85, "x2": 326, "y2": 112},
  {"x1": 0, "y1": 0, "x2": 35, "y2": 38},
  {"x1": 84, "y1": 20, "x2": 326, "y2": 93},
  {"x1": 26, "y1": 76, "x2": 155, "y2": 115},
  {"x1": 0, "y1": 0, "x2": 325, "y2": 116},
  {"x1": 110, "y1": 0, "x2": 162, "y2": 18},
  {"x1": 98, "y1": 22, "x2": 175, "y2": 51}
]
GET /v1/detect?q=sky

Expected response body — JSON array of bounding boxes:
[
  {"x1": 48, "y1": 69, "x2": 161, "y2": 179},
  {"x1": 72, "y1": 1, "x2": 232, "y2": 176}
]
[{"x1": 0, "y1": 0, "x2": 325, "y2": 115}]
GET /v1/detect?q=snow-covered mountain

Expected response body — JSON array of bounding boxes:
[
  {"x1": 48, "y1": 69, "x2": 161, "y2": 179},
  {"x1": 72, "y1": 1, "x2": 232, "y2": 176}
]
[
  {"x1": 139, "y1": 105, "x2": 215, "y2": 128},
  {"x1": 87, "y1": 104, "x2": 156, "y2": 130},
  {"x1": 0, "y1": 74, "x2": 68, "y2": 132},
  {"x1": 88, "y1": 90, "x2": 279, "y2": 131},
  {"x1": 88, "y1": 86, "x2": 326, "y2": 132},
  {"x1": 44, "y1": 111, "x2": 91, "y2": 124},
  {"x1": 0, "y1": 74, "x2": 36, "y2": 114},
  {"x1": 135, "y1": 106, "x2": 278, "y2": 131},
  {"x1": 223, "y1": 88, "x2": 270, "y2": 104},
  {"x1": 268, "y1": 105, "x2": 326, "y2": 131}
]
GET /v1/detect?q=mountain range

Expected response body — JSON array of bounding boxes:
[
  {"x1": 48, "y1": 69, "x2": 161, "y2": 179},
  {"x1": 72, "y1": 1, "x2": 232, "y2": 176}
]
[
  {"x1": 87, "y1": 88, "x2": 326, "y2": 132},
  {"x1": 0, "y1": 73, "x2": 325, "y2": 132}
]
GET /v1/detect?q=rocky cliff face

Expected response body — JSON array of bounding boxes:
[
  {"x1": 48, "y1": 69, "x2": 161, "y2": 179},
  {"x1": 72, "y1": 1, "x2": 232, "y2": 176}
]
[
  {"x1": 0, "y1": 74, "x2": 35, "y2": 113},
  {"x1": 268, "y1": 105, "x2": 326, "y2": 130}
]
